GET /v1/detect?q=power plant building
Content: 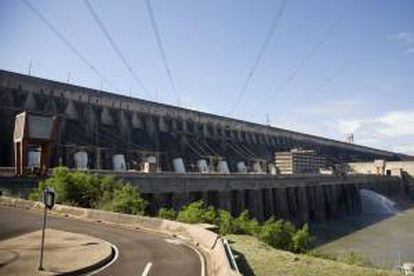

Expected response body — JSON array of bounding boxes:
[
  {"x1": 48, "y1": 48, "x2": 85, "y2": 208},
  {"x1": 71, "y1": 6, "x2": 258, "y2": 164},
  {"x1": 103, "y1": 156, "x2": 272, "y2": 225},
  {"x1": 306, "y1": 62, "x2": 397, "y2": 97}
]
[{"x1": 274, "y1": 149, "x2": 326, "y2": 174}]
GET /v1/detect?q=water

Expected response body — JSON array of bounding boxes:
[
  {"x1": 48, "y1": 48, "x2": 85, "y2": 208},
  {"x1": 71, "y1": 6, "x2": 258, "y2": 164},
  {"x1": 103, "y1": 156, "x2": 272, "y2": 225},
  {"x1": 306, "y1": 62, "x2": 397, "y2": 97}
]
[
  {"x1": 360, "y1": 189, "x2": 399, "y2": 215},
  {"x1": 312, "y1": 189, "x2": 414, "y2": 269}
]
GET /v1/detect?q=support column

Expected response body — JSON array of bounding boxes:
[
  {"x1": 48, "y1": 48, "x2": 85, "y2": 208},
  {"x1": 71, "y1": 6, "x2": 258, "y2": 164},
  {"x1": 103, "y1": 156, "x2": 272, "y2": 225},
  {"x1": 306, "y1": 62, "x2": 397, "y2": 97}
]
[
  {"x1": 172, "y1": 192, "x2": 190, "y2": 211},
  {"x1": 218, "y1": 191, "x2": 232, "y2": 212},
  {"x1": 263, "y1": 188, "x2": 275, "y2": 219},
  {"x1": 248, "y1": 189, "x2": 264, "y2": 222}
]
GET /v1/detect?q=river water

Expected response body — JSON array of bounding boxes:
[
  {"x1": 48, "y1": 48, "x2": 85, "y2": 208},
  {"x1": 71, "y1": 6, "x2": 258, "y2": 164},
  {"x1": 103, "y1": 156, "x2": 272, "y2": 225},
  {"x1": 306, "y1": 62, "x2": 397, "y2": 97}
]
[{"x1": 311, "y1": 192, "x2": 414, "y2": 269}]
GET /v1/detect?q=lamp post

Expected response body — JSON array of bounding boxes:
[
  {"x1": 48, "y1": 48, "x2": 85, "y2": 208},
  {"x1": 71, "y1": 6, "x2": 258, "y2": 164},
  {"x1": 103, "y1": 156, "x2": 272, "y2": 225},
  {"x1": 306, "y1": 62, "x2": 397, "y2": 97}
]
[{"x1": 38, "y1": 187, "x2": 55, "y2": 271}]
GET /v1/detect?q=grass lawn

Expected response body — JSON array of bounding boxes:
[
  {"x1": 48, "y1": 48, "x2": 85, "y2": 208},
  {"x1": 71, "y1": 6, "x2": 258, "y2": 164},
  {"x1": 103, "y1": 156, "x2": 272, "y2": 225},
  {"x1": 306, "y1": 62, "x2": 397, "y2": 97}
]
[{"x1": 227, "y1": 234, "x2": 398, "y2": 276}]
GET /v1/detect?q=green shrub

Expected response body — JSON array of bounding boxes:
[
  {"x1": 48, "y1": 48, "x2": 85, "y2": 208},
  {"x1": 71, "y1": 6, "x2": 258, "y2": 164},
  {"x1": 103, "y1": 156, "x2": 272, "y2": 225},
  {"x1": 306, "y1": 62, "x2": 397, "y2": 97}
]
[
  {"x1": 292, "y1": 223, "x2": 314, "y2": 253},
  {"x1": 158, "y1": 207, "x2": 177, "y2": 220},
  {"x1": 202, "y1": 206, "x2": 218, "y2": 224},
  {"x1": 106, "y1": 184, "x2": 147, "y2": 215},
  {"x1": 258, "y1": 217, "x2": 295, "y2": 251},
  {"x1": 233, "y1": 210, "x2": 260, "y2": 235},
  {"x1": 177, "y1": 200, "x2": 206, "y2": 223},
  {"x1": 217, "y1": 210, "x2": 234, "y2": 235},
  {"x1": 28, "y1": 167, "x2": 146, "y2": 215}
]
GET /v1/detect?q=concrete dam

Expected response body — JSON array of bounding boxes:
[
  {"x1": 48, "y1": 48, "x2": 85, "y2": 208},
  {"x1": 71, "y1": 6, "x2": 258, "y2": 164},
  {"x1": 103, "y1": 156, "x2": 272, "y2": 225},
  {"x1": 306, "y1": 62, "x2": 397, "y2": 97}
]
[
  {"x1": 0, "y1": 172, "x2": 409, "y2": 224},
  {"x1": 0, "y1": 70, "x2": 411, "y2": 224},
  {"x1": 0, "y1": 70, "x2": 405, "y2": 171}
]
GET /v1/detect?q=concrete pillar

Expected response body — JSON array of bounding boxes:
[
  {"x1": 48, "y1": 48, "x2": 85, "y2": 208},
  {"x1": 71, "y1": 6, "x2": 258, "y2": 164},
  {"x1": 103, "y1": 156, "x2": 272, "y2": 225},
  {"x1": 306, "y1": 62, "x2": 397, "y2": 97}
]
[
  {"x1": 205, "y1": 191, "x2": 219, "y2": 208},
  {"x1": 65, "y1": 99, "x2": 78, "y2": 120},
  {"x1": 218, "y1": 191, "x2": 232, "y2": 212},
  {"x1": 297, "y1": 186, "x2": 309, "y2": 224},
  {"x1": 172, "y1": 192, "x2": 190, "y2": 210},
  {"x1": 248, "y1": 189, "x2": 264, "y2": 222},
  {"x1": 230, "y1": 190, "x2": 241, "y2": 216},
  {"x1": 274, "y1": 187, "x2": 289, "y2": 220},
  {"x1": 262, "y1": 188, "x2": 275, "y2": 219},
  {"x1": 314, "y1": 185, "x2": 327, "y2": 221},
  {"x1": 158, "y1": 116, "x2": 168, "y2": 132},
  {"x1": 132, "y1": 112, "x2": 143, "y2": 129},
  {"x1": 101, "y1": 107, "x2": 113, "y2": 125},
  {"x1": 119, "y1": 110, "x2": 130, "y2": 139},
  {"x1": 286, "y1": 187, "x2": 298, "y2": 222}
]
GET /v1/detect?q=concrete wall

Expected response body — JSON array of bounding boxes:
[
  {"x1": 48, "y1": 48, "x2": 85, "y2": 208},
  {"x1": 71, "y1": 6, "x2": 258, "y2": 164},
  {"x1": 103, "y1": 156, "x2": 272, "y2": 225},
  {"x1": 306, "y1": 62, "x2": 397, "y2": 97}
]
[
  {"x1": 0, "y1": 173, "x2": 407, "y2": 224},
  {"x1": 0, "y1": 70, "x2": 403, "y2": 170}
]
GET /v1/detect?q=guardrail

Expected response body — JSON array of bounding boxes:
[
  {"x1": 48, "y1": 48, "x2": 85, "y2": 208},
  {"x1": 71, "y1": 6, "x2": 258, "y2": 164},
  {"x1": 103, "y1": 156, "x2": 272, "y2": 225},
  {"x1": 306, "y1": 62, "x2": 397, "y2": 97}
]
[{"x1": 222, "y1": 239, "x2": 240, "y2": 273}]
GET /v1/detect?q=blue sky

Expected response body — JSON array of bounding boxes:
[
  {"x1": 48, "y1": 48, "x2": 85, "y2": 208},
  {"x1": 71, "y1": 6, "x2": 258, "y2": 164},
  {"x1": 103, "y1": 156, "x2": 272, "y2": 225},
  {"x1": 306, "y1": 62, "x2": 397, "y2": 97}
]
[{"x1": 1, "y1": 0, "x2": 413, "y2": 154}]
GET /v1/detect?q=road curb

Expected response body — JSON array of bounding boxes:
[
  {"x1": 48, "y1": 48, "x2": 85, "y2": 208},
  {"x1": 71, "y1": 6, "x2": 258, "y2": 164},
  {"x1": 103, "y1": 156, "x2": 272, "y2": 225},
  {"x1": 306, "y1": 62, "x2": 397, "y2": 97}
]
[{"x1": 58, "y1": 245, "x2": 116, "y2": 276}]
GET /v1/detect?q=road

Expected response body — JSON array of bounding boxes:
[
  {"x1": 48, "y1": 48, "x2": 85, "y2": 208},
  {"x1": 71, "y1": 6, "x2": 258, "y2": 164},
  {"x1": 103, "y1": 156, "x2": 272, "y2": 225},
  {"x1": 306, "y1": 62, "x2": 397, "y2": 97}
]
[{"x1": 0, "y1": 206, "x2": 202, "y2": 276}]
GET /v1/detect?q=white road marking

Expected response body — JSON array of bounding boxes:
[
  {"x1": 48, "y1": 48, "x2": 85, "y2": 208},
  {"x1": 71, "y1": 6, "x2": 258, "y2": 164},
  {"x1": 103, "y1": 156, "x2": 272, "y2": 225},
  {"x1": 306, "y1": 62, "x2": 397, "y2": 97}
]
[
  {"x1": 165, "y1": 238, "x2": 205, "y2": 276},
  {"x1": 141, "y1": 262, "x2": 153, "y2": 276},
  {"x1": 88, "y1": 243, "x2": 119, "y2": 275},
  {"x1": 164, "y1": 238, "x2": 182, "y2": 245}
]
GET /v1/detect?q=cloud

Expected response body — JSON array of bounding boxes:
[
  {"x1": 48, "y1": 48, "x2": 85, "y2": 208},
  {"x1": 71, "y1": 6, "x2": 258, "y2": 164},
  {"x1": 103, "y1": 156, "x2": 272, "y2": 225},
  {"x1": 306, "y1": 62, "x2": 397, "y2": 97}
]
[
  {"x1": 377, "y1": 110, "x2": 414, "y2": 137},
  {"x1": 393, "y1": 145, "x2": 414, "y2": 155},
  {"x1": 332, "y1": 110, "x2": 414, "y2": 154},
  {"x1": 406, "y1": 48, "x2": 414, "y2": 54},
  {"x1": 388, "y1": 32, "x2": 414, "y2": 54},
  {"x1": 336, "y1": 119, "x2": 361, "y2": 135},
  {"x1": 335, "y1": 110, "x2": 414, "y2": 137}
]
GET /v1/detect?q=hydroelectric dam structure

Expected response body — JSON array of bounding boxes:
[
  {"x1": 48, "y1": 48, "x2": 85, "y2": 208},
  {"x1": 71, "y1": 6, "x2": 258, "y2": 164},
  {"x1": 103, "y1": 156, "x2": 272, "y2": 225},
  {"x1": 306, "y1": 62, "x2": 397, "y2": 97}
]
[{"x1": 0, "y1": 70, "x2": 410, "y2": 223}]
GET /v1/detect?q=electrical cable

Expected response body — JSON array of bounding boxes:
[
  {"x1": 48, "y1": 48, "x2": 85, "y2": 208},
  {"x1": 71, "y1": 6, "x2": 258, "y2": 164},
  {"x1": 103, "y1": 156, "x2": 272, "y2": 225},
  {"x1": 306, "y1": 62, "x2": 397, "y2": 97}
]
[
  {"x1": 83, "y1": 0, "x2": 152, "y2": 99},
  {"x1": 229, "y1": 0, "x2": 287, "y2": 115},
  {"x1": 144, "y1": 0, "x2": 181, "y2": 106},
  {"x1": 260, "y1": 19, "x2": 342, "y2": 112},
  {"x1": 21, "y1": 0, "x2": 118, "y2": 91}
]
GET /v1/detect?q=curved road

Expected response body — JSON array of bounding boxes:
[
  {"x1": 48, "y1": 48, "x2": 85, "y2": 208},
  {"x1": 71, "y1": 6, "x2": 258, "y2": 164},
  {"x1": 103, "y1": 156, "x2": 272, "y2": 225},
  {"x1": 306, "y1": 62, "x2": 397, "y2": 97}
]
[{"x1": 0, "y1": 206, "x2": 202, "y2": 275}]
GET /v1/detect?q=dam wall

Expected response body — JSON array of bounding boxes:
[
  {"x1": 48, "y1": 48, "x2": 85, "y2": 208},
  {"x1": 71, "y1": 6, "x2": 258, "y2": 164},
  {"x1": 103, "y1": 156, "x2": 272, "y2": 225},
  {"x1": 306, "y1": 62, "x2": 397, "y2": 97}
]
[
  {"x1": 0, "y1": 173, "x2": 406, "y2": 224},
  {"x1": 0, "y1": 70, "x2": 403, "y2": 171}
]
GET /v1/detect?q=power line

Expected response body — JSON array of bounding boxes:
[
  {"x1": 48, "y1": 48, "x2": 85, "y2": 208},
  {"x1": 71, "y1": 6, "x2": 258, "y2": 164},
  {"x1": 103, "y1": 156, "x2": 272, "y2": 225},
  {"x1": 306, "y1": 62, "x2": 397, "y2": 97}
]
[
  {"x1": 83, "y1": 0, "x2": 152, "y2": 99},
  {"x1": 144, "y1": 0, "x2": 180, "y2": 106},
  {"x1": 260, "y1": 19, "x2": 342, "y2": 112},
  {"x1": 229, "y1": 0, "x2": 287, "y2": 115},
  {"x1": 275, "y1": 64, "x2": 347, "y2": 121},
  {"x1": 21, "y1": 0, "x2": 117, "y2": 91}
]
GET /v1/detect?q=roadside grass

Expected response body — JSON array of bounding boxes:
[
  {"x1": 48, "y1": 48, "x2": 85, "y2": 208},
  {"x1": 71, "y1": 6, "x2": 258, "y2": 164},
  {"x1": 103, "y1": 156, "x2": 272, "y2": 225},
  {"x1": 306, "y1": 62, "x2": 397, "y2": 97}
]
[{"x1": 227, "y1": 234, "x2": 398, "y2": 276}]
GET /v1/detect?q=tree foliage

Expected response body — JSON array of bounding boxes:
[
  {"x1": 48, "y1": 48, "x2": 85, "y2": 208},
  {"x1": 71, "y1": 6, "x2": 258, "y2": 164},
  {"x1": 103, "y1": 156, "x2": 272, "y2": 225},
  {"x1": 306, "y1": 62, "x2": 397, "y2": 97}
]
[{"x1": 29, "y1": 167, "x2": 146, "y2": 215}]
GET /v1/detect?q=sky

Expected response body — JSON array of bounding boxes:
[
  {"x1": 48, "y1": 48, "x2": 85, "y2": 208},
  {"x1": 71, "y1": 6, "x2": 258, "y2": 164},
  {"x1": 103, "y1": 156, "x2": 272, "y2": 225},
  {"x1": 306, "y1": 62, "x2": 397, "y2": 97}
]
[{"x1": 1, "y1": 0, "x2": 413, "y2": 155}]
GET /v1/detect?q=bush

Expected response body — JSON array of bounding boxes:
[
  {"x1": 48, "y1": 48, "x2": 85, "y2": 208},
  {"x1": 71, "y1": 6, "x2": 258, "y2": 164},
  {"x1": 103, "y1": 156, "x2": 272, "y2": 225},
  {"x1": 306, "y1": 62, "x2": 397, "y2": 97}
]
[
  {"x1": 292, "y1": 223, "x2": 314, "y2": 253},
  {"x1": 175, "y1": 200, "x2": 219, "y2": 224},
  {"x1": 28, "y1": 167, "x2": 146, "y2": 215},
  {"x1": 258, "y1": 217, "x2": 295, "y2": 251},
  {"x1": 217, "y1": 210, "x2": 234, "y2": 235},
  {"x1": 233, "y1": 210, "x2": 260, "y2": 235},
  {"x1": 107, "y1": 184, "x2": 147, "y2": 215},
  {"x1": 177, "y1": 200, "x2": 206, "y2": 223},
  {"x1": 203, "y1": 206, "x2": 218, "y2": 224},
  {"x1": 158, "y1": 207, "x2": 177, "y2": 220}
]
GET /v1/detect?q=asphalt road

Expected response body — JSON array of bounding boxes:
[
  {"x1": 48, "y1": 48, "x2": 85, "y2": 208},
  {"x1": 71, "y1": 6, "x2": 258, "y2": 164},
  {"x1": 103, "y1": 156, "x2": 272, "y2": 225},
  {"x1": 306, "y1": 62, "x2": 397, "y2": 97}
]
[{"x1": 0, "y1": 206, "x2": 202, "y2": 276}]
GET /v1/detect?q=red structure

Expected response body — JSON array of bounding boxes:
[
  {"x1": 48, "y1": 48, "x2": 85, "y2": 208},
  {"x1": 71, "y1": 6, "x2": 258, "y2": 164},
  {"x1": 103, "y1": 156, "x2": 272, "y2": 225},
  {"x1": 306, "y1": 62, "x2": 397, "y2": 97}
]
[{"x1": 13, "y1": 111, "x2": 59, "y2": 176}]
